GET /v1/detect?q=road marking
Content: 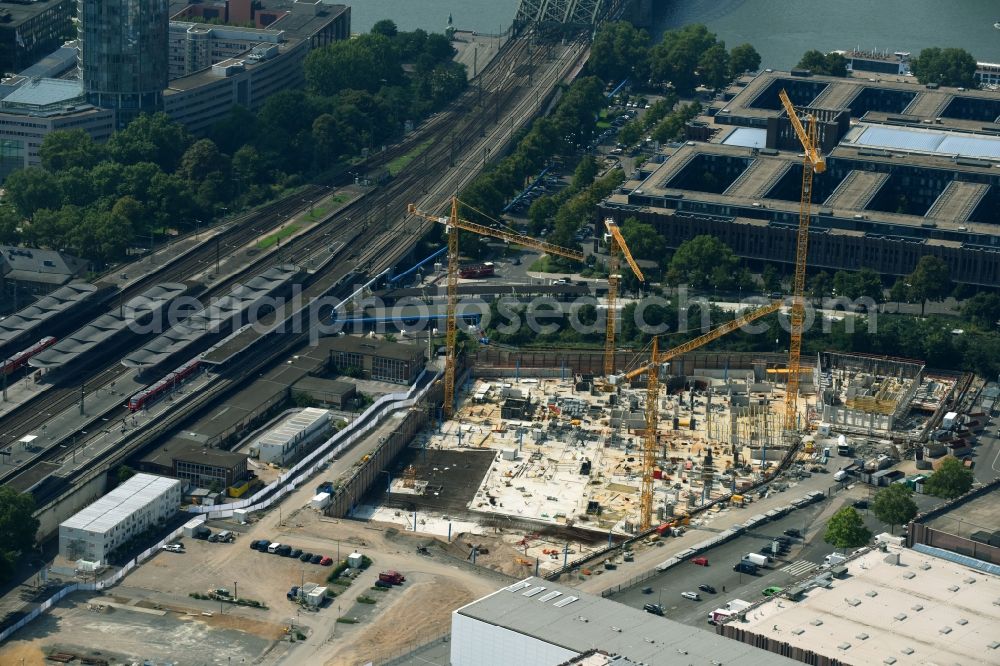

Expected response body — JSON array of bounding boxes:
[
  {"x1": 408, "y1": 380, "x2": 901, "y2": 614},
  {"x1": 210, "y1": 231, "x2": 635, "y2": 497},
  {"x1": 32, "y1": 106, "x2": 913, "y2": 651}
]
[{"x1": 780, "y1": 560, "x2": 819, "y2": 576}]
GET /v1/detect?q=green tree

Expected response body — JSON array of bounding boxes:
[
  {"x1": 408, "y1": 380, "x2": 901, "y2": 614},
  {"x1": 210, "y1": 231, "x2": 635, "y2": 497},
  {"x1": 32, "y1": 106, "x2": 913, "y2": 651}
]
[
  {"x1": 0, "y1": 486, "x2": 39, "y2": 580},
  {"x1": 4, "y1": 167, "x2": 60, "y2": 219},
  {"x1": 697, "y1": 42, "x2": 731, "y2": 89},
  {"x1": 178, "y1": 139, "x2": 229, "y2": 184},
  {"x1": 667, "y1": 235, "x2": 738, "y2": 289},
  {"x1": 106, "y1": 112, "x2": 193, "y2": 172},
  {"x1": 729, "y1": 43, "x2": 761, "y2": 77},
  {"x1": 589, "y1": 21, "x2": 651, "y2": 83},
  {"x1": 620, "y1": 217, "x2": 664, "y2": 262},
  {"x1": 571, "y1": 156, "x2": 599, "y2": 191},
  {"x1": 762, "y1": 265, "x2": 782, "y2": 293},
  {"x1": 39, "y1": 129, "x2": 105, "y2": 172},
  {"x1": 809, "y1": 271, "x2": 833, "y2": 298},
  {"x1": 911, "y1": 47, "x2": 977, "y2": 88},
  {"x1": 371, "y1": 18, "x2": 398, "y2": 39},
  {"x1": 304, "y1": 33, "x2": 403, "y2": 96},
  {"x1": 823, "y1": 506, "x2": 872, "y2": 550},
  {"x1": 650, "y1": 24, "x2": 719, "y2": 94},
  {"x1": 961, "y1": 291, "x2": 1000, "y2": 329},
  {"x1": 871, "y1": 484, "x2": 918, "y2": 534},
  {"x1": 0, "y1": 204, "x2": 18, "y2": 244},
  {"x1": 854, "y1": 268, "x2": 885, "y2": 304},
  {"x1": 796, "y1": 50, "x2": 848, "y2": 77},
  {"x1": 889, "y1": 278, "x2": 910, "y2": 309},
  {"x1": 117, "y1": 465, "x2": 137, "y2": 485},
  {"x1": 907, "y1": 255, "x2": 951, "y2": 315},
  {"x1": 923, "y1": 457, "x2": 973, "y2": 498}
]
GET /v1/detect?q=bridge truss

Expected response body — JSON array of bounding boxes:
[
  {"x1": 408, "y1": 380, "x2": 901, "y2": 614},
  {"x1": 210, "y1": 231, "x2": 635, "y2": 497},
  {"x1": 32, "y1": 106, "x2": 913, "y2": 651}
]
[{"x1": 514, "y1": 0, "x2": 624, "y2": 29}]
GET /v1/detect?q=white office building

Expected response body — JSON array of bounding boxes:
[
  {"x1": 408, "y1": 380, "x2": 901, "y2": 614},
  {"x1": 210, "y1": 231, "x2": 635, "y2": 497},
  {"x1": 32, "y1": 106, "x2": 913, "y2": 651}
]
[
  {"x1": 250, "y1": 407, "x2": 330, "y2": 465},
  {"x1": 59, "y1": 473, "x2": 181, "y2": 565}
]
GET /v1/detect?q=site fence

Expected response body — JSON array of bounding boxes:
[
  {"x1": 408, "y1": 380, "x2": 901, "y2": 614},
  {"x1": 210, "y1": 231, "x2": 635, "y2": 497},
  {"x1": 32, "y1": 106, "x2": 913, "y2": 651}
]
[
  {"x1": 0, "y1": 372, "x2": 439, "y2": 644},
  {"x1": 184, "y1": 369, "x2": 438, "y2": 518}
]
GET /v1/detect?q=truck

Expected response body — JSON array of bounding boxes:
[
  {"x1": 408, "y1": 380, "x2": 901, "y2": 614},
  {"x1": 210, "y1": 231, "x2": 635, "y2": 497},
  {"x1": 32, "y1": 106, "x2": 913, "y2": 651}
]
[
  {"x1": 833, "y1": 470, "x2": 849, "y2": 482},
  {"x1": 708, "y1": 608, "x2": 733, "y2": 624},
  {"x1": 824, "y1": 552, "x2": 847, "y2": 566},
  {"x1": 378, "y1": 570, "x2": 406, "y2": 585},
  {"x1": 733, "y1": 561, "x2": 758, "y2": 574},
  {"x1": 743, "y1": 553, "x2": 769, "y2": 567}
]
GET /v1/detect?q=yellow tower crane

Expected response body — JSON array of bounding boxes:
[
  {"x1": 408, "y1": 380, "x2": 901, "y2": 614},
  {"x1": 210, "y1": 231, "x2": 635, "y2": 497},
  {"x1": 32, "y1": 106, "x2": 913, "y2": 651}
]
[
  {"x1": 620, "y1": 300, "x2": 783, "y2": 530},
  {"x1": 407, "y1": 197, "x2": 584, "y2": 417},
  {"x1": 603, "y1": 218, "x2": 645, "y2": 378},
  {"x1": 778, "y1": 89, "x2": 826, "y2": 431}
]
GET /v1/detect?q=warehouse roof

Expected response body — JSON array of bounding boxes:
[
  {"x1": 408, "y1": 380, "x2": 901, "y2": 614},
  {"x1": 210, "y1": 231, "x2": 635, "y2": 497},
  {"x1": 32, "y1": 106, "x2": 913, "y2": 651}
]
[
  {"x1": 739, "y1": 546, "x2": 1000, "y2": 665},
  {"x1": 455, "y1": 577, "x2": 796, "y2": 666},
  {"x1": 253, "y1": 407, "x2": 330, "y2": 449},
  {"x1": 121, "y1": 264, "x2": 299, "y2": 368},
  {"x1": 0, "y1": 245, "x2": 87, "y2": 285},
  {"x1": 31, "y1": 283, "x2": 187, "y2": 368},
  {"x1": 141, "y1": 440, "x2": 247, "y2": 471},
  {"x1": 60, "y1": 473, "x2": 180, "y2": 534},
  {"x1": 0, "y1": 282, "x2": 99, "y2": 347}
]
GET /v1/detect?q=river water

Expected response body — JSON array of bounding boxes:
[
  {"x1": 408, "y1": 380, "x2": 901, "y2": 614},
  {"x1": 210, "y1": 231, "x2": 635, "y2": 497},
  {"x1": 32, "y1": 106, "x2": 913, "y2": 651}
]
[{"x1": 350, "y1": 0, "x2": 1000, "y2": 69}]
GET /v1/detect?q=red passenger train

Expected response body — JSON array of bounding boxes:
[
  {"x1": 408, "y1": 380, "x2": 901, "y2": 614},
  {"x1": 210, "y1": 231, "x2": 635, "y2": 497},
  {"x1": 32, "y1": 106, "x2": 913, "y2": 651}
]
[
  {"x1": 1, "y1": 336, "x2": 56, "y2": 375},
  {"x1": 126, "y1": 359, "x2": 201, "y2": 412}
]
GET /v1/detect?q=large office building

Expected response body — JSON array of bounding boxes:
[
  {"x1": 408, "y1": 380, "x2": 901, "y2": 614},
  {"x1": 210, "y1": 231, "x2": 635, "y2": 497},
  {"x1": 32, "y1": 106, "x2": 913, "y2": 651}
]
[
  {"x1": 58, "y1": 473, "x2": 181, "y2": 564},
  {"x1": 451, "y1": 577, "x2": 796, "y2": 666},
  {"x1": 0, "y1": 0, "x2": 74, "y2": 76},
  {"x1": 602, "y1": 71, "x2": 1000, "y2": 286},
  {"x1": 78, "y1": 0, "x2": 169, "y2": 126}
]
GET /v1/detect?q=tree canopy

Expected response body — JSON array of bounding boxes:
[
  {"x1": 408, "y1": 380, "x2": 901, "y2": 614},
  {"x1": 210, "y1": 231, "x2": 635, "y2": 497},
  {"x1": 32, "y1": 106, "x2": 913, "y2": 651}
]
[
  {"x1": 907, "y1": 255, "x2": 952, "y2": 315},
  {"x1": 823, "y1": 506, "x2": 872, "y2": 550},
  {"x1": 796, "y1": 50, "x2": 848, "y2": 77},
  {"x1": 911, "y1": 47, "x2": 977, "y2": 88},
  {"x1": 923, "y1": 456, "x2": 973, "y2": 498},
  {"x1": 589, "y1": 21, "x2": 651, "y2": 84},
  {"x1": 729, "y1": 43, "x2": 762, "y2": 77},
  {"x1": 667, "y1": 235, "x2": 739, "y2": 289},
  {"x1": 871, "y1": 484, "x2": 918, "y2": 534},
  {"x1": 0, "y1": 487, "x2": 39, "y2": 583}
]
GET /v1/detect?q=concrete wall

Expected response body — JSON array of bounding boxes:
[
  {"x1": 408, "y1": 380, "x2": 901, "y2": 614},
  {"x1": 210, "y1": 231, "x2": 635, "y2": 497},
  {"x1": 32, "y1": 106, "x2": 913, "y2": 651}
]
[
  {"x1": 907, "y1": 523, "x2": 1000, "y2": 565},
  {"x1": 35, "y1": 472, "x2": 107, "y2": 542},
  {"x1": 821, "y1": 404, "x2": 893, "y2": 431},
  {"x1": 717, "y1": 624, "x2": 847, "y2": 666}
]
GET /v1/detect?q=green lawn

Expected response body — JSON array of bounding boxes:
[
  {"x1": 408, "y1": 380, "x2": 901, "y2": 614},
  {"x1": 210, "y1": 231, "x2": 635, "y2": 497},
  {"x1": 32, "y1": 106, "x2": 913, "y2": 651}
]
[
  {"x1": 257, "y1": 224, "x2": 301, "y2": 249},
  {"x1": 387, "y1": 139, "x2": 435, "y2": 176}
]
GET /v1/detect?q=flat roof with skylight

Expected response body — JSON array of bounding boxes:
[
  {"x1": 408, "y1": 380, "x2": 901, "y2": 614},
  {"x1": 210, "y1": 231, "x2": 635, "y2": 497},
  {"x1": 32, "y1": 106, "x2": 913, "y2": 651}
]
[{"x1": 733, "y1": 545, "x2": 1000, "y2": 665}]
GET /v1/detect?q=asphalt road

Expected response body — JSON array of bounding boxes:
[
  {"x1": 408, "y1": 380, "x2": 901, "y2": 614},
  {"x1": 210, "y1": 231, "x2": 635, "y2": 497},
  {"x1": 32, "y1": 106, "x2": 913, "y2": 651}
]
[
  {"x1": 970, "y1": 407, "x2": 1000, "y2": 485},
  {"x1": 609, "y1": 485, "x2": 944, "y2": 627}
]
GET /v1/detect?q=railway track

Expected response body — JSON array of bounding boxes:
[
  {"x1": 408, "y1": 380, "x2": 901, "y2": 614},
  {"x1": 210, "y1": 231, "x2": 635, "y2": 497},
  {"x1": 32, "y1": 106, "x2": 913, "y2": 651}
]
[{"x1": 3, "y1": 32, "x2": 588, "y2": 497}]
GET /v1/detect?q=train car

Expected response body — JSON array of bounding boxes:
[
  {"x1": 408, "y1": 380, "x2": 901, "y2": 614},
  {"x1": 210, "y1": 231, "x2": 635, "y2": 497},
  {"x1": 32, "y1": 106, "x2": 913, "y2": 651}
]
[
  {"x1": 1, "y1": 336, "x2": 57, "y2": 376},
  {"x1": 459, "y1": 262, "x2": 495, "y2": 279},
  {"x1": 127, "y1": 359, "x2": 201, "y2": 412}
]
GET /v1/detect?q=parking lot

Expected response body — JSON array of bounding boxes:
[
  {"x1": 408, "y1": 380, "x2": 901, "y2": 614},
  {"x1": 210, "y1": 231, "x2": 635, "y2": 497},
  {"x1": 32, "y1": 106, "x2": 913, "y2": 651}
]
[{"x1": 607, "y1": 484, "x2": 941, "y2": 627}]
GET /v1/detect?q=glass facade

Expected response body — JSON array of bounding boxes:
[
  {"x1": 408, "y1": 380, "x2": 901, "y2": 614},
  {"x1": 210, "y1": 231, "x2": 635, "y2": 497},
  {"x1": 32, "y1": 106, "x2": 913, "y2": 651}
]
[{"x1": 78, "y1": 0, "x2": 168, "y2": 125}]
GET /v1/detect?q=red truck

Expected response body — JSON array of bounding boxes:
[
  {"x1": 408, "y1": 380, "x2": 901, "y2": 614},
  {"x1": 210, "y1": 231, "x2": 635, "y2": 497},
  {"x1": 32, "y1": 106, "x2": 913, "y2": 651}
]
[{"x1": 378, "y1": 570, "x2": 406, "y2": 585}]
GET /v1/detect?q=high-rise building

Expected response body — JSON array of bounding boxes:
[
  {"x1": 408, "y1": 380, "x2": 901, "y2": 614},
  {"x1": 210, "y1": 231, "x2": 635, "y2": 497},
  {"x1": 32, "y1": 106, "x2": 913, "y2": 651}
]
[{"x1": 77, "y1": 0, "x2": 169, "y2": 126}]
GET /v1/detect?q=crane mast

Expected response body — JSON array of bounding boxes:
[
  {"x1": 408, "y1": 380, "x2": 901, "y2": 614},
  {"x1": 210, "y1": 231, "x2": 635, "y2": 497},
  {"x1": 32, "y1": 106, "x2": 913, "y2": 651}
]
[
  {"x1": 603, "y1": 219, "x2": 644, "y2": 378},
  {"x1": 640, "y1": 336, "x2": 658, "y2": 530},
  {"x1": 778, "y1": 90, "x2": 825, "y2": 431},
  {"x1": 407, "y1": 197, "x2": 584, "y2": 417}
]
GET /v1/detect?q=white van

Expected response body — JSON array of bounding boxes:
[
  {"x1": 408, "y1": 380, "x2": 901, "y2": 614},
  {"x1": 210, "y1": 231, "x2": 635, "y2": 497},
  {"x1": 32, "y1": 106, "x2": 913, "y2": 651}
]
[
  {"x1": 267, "y1": 542, "x2": 282, "y2": 553},
  {"x1": 833, "y1": 470, "x2": 848, "y2": 482}
]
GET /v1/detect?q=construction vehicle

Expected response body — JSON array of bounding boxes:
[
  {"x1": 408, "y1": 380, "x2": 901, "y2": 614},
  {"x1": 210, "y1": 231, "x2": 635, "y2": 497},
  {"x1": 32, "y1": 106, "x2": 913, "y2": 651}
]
[
  {"x1": 602, "y1": 218, "x2": 645, "y2": 378},
  {"x1": 619, "y1": 301, "x2": 783, "y2": 530},
  {"x1": 407, "y1": 198, "x2": 584, "y2": 417},
  {"x1": 778, "y1": 89, "x2": 826, "y2": 431}
]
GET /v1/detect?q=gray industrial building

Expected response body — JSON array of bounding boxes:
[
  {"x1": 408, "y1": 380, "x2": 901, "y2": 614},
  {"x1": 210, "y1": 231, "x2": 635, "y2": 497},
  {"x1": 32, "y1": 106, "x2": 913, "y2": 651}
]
[
  {"x1": 451, "y1": 577, "x2": 796, "y2": 666},
  {"x1": 602, "y1": 71, "x2": 1000, "y2": 286},
  {"x1": 327, "y1": 336, "x2": 427, "y2": 385}
]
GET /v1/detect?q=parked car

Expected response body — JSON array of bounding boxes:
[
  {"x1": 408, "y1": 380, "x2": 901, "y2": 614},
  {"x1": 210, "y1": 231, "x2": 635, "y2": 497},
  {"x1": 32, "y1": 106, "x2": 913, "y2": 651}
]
[
  {"x1": 852, "y1": 499, "x2": 869, "y2": 510},
  {"x1": 698, "y1": 584, "x2": 716, "y2": 594},
  {"x1": 681, "y1": 591, "x2": 701, "y2": 601},
  {"x1": 162, "y1": 544, "x2": 184, "y2": 553},
  {"x1": 763, "y1": 586, "x2": 784, "y2": 597},
  {"x1": 276, "y1": 545, "x2": 292, "y2": 556},
  {"x1": 299, "y1": 552, "x2": 313, "y2": 562},
  {"x1": 290, "y1": 549, "x2": 302, "y2": 559},
  {"x1": 783, "y1": 529, "x2": 801, "y2": 538},
  {"x1": 310, "y1": 554, "x2": 323, "y2": 564},
  {"x1": 320, "y1": 556, "x2": 333, "y2": 566},
  {"x1": 643, "y1": 603, "x2": 665, "y2": 616},
  {"x1": 691, "y1": 557, "x2": 709, "y2": 566},
  {"x1": 250, "y1": 539, "x2": 267, "y2": 551}
]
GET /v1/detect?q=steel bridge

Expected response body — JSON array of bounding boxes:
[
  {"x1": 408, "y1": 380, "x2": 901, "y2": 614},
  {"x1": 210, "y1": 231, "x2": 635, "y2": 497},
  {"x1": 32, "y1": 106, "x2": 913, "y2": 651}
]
[{"x1": 514, "y1": 0, "x2": 626, "y2": 29}]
